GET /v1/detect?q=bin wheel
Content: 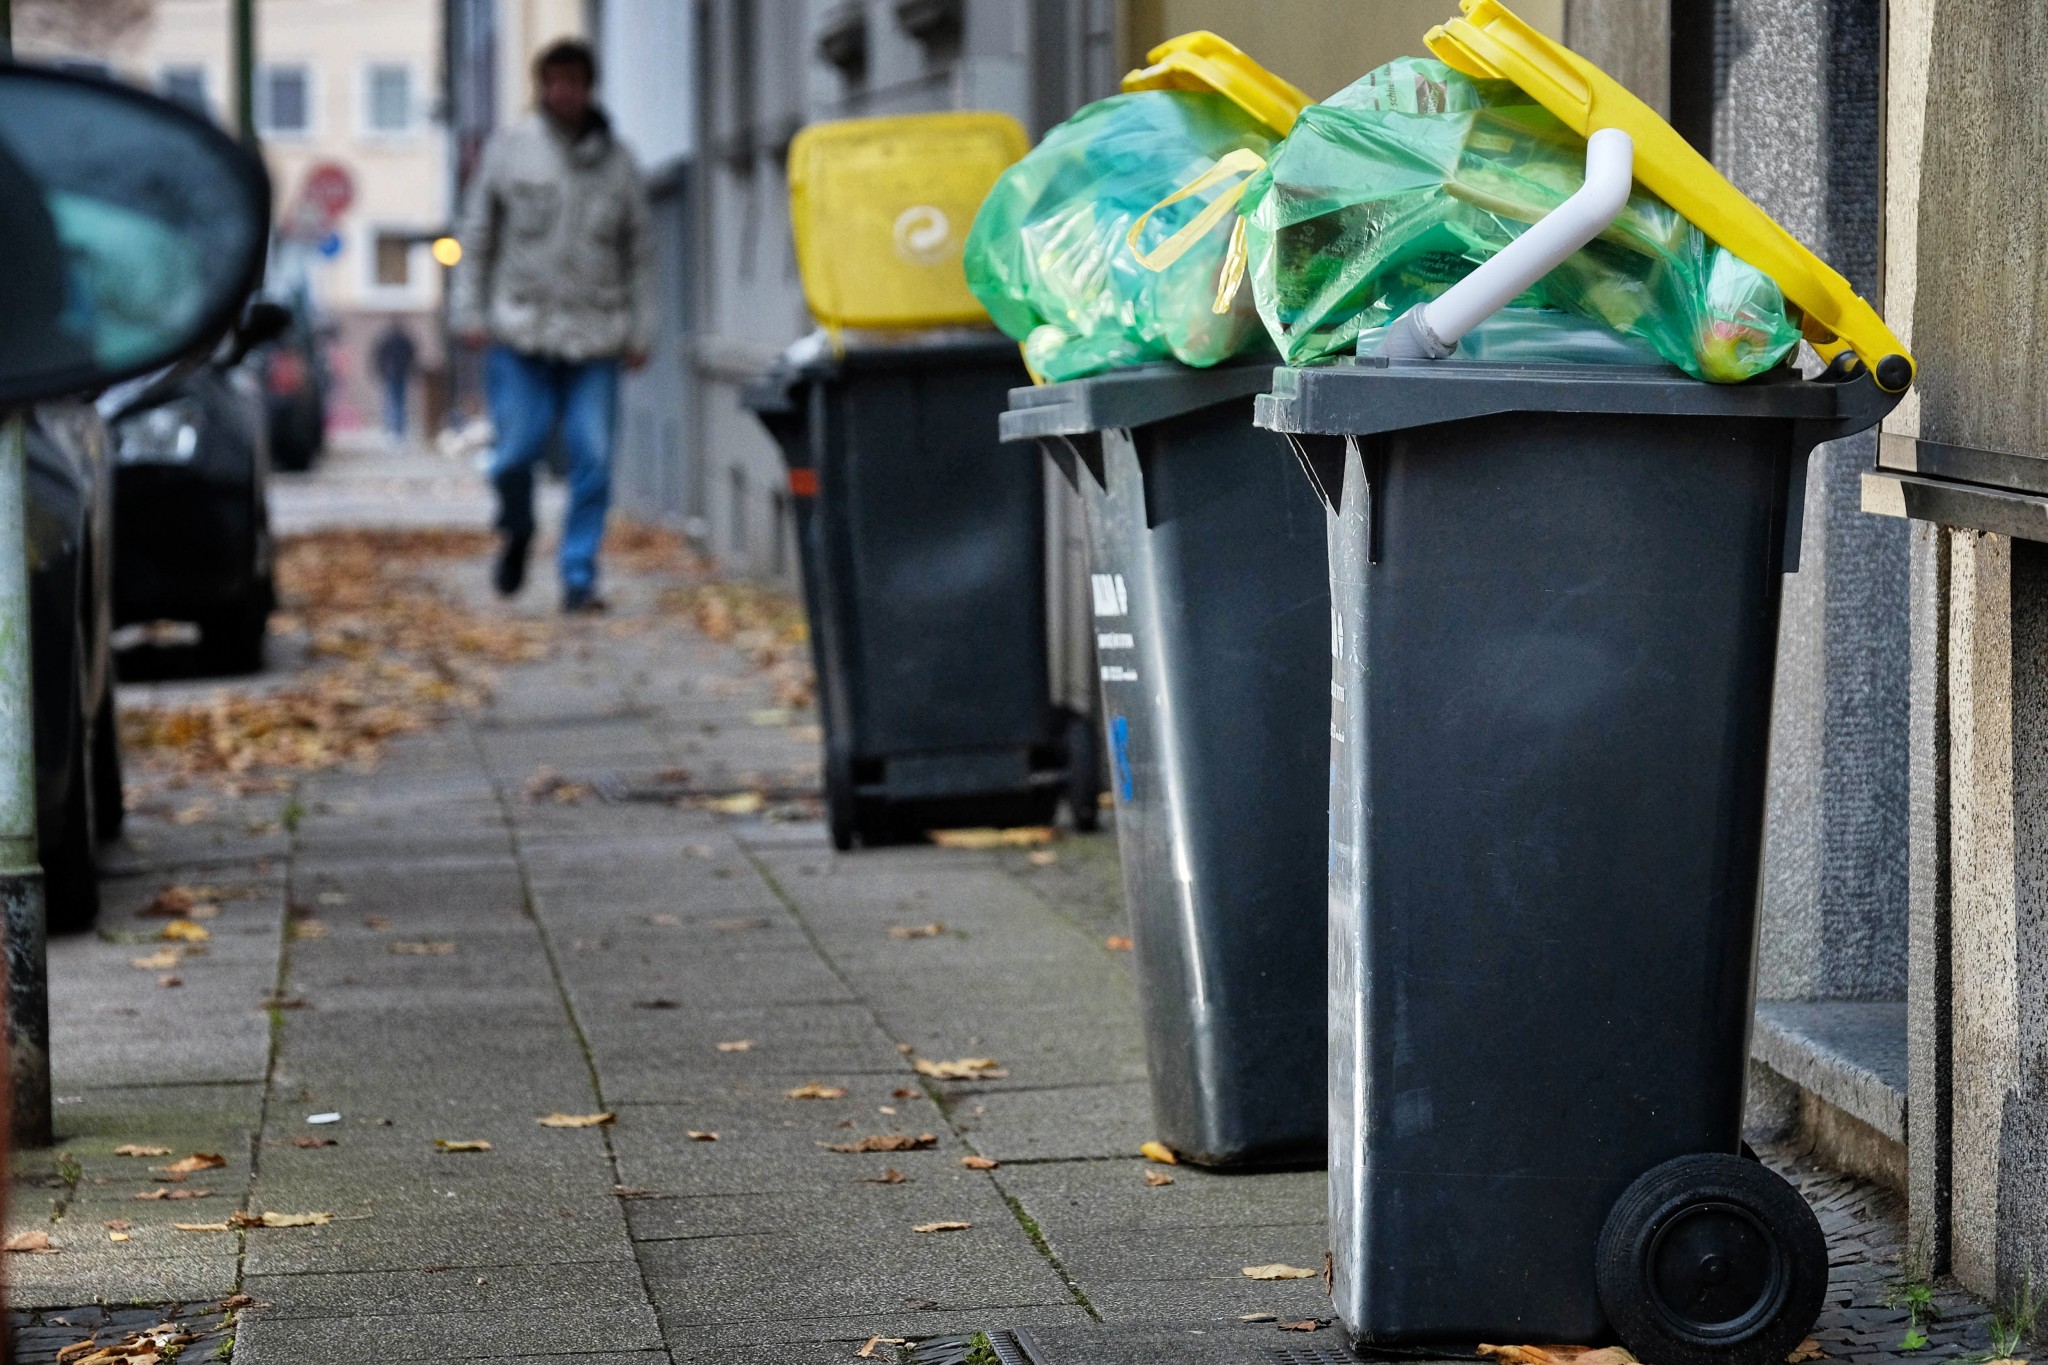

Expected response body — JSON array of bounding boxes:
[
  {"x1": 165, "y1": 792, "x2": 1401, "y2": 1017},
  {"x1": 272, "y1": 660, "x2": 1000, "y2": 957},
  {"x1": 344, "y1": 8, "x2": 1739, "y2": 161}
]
[
  {"x1": 824, "y1": 744, "x2": 857, "y2": 853},
  {"x1": 1597, "y1": 1152, "x2": 1827, "y2": 1365},
  {"x1": 1065, "y1": 712, "x2": 1102, "y2": 833}
]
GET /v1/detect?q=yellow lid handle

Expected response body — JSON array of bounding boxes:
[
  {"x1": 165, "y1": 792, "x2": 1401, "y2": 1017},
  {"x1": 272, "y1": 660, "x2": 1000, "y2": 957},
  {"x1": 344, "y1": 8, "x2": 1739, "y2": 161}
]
[{"x1": 1429, "y1": 0, "x2": 1913, "y2": 390}]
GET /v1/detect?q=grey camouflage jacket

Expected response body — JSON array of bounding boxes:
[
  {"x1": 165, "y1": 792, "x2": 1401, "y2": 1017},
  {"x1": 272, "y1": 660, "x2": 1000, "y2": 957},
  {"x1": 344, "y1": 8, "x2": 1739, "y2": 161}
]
[{"x1": 451, "y1": 110, "x2": 654, "y2": 361}]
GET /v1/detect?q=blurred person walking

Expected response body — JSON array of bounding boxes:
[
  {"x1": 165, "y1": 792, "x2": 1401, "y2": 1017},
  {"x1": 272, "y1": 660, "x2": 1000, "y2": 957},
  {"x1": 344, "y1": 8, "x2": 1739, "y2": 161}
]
[
  {"x1": 372, "y1": 320, "x2": 418, "y2": 444},
  {"x1": 451, "y1": 38, "x2": 652, "y2": 613}
]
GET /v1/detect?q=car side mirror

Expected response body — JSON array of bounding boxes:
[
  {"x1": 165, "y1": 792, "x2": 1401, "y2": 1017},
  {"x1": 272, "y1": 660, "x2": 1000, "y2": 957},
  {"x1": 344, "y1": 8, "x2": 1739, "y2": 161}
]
[
  {"x1": 223, "y1": 299, "x2": 293, "y2": 367},
  {"x1": 0, "y1": 65, "x2": 272, "y2": 409}
]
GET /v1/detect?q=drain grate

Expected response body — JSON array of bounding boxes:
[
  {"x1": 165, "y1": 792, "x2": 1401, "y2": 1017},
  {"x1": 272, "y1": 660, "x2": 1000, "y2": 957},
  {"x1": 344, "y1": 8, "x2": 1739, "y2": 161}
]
[
  {"x1": 987, "y1": 1330, "x2": 1038, "y2": 1365},
  {"x1": 1263, "y1": 1347, "x2": 1367, "y2": 1365}
]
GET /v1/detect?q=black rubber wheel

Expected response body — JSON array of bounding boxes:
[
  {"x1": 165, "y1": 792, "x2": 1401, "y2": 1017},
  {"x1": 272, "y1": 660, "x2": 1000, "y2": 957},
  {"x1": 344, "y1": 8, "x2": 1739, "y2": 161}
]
[
  {"x1": 1065, "y1": 712, "x2": 1102, "y2": 833},
  {"x1": 194, "y1": 592, "x2": 269, "y2": 677},
  {"x1": 42, "y1": 691, "x2": 101, "y2": 936},
  {"x1": 824, "y1": 742, "x2": 857, "y2": 852},
  {"x1": 1597, "y1": 1152, "x2": 1828, "y2": 1365},
  {"x1": 90, "y1": 685, "x2": 124, "y2": 842}
]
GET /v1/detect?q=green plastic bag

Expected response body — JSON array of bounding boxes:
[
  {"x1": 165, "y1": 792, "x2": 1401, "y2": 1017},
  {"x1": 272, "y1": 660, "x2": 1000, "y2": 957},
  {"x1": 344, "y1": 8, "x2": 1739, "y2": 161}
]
[
  {"x1": 963, "y1": 91, "x2": 1279, "y2": 383},
  {"x1": 1237, "y1": 58, "x2": 1802, "y2": 382}
]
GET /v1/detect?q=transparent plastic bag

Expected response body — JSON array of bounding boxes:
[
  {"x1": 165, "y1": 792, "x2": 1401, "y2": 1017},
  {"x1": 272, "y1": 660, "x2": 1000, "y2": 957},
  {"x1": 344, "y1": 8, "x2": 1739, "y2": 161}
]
[
  {"x1": 963, "y1": 91, "x2": 1280, "y2": 383},
  {"x1": 1238, "y1": 58, "x2": 1802, "y2": 382}
]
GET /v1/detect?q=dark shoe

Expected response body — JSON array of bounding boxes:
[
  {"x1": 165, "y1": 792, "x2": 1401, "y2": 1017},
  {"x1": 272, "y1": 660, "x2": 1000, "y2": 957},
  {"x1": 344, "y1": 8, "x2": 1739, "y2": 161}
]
[
  {"x1": 493, "y1": 531, "x2": 531, "y2": 597},
  {"x1": 562, "y1": 585, "x2": 608, "y2": 615}
]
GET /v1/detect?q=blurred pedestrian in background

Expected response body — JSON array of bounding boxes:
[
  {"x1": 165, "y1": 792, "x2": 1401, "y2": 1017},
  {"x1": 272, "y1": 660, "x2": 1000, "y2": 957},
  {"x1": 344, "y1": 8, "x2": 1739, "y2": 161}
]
[
  {"x1": 451, "y1": 37, "x2": 652, "y2": 613},
  {"x1": 372, "y1": 319, "x2": 417, "y2": 445}
]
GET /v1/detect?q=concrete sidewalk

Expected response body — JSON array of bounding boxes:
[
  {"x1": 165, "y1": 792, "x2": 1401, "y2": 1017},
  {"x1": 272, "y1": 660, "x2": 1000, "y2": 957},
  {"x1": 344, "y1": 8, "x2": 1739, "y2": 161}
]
[{"x1": 4, "y1": 443, "x2": 2003, "y2": 1364}]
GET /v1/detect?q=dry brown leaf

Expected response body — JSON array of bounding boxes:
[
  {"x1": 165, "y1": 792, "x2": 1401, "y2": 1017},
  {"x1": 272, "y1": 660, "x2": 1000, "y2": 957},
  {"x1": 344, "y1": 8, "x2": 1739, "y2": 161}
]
[
  {"x1": 715, "y1": 1040, "x2": 755, "y2": 1052},
  {"x1": 703, "y1": 791, "x2": 764, "y2": 815},
  {"x1": 821, "y1": 1132, "x2": 937, "y2": 1153},
  {"x1": 1139, "y1": 1140, "x2": 1178, "y2": 1165},
  {"x1": 928, "y1": 826, "x2": 1057, "y2": 849},
  {"x1": 1279, "y1": 1320, "x2": 1324, "y2": 1332},
  {"x1": 961, "y1": 1155, "x2": 999, "y2": 1171},
  {"x1": 173, "y1": 1221, "x2": 231, "y2": 1232},
  {"x1": 862, "y1": 1168, "x2": 909, "y2": 1185},
  {"x1": 107, "y1": 1230, "x2": 132, "y2": 1242},
  {"x1": 856, "y1": 1339, "x2": 908, "y2": 1360},
  {"x1": 686, "y1": 1130, "x2": 718, "y2": 1142},
  {"x1": 289, "y1": 918, "x2": 328, "y2": 940},
  {"x1": 4, "y1": 1229, "x2": 57, "y2": 1253},
  {"x1": 157, "y1": 974, "x2": 184, "y2": 988},
  {"x1": 912, "y1": 1057, "x2": 1006, "y2": 1080},
  {"x1": 1479, "y1": 1348, "x2": 1639, "y2": 1365},
  {"x1": 887, "y1": 923, "x2": 945, "y2": 939},
  {"x1": 390, "y1": 940, "x2": 456, "y2": 955},
  {"x1": 1785, "y1": 1341, "x2": 1827, "y2": 1364},
  {"x1": 912, "y1": 1220, "x2": 972, "y2": 1234},
  {"x1": 1240, "y1": 1312, "x2": 1278, "y2": 1323},
  {"x1": 1027, "y1": 849, "x2": 1058, "y2": 866},
  {"x1": 1144, "y1": 1170, "x2": 1175, "y2": 1187},
  {"x1": 785, "y1": 1082, "x2": 848, "y2": 1100},
  {"x1": 160, "y1": 1153, "x2": 227, "y2": 1176},
  {"x1": 434, "y1": 1140, "x2": 492, "y2": 1153},
  {"x1": 114, "y1": 1145, "x2": 171, "y2": 1158},
  {"x1": 1243, "y1": 1264, "x2": 1318, "y2": 1281},
  {"x1": 158, "y1": 919, "x2": 210, "y2": 942},
  {"x1": 254, "y1": 1211, "x2": 334, "y2": 1228},
  {"x1": 1106, "y1": 935, "x2": 1133, "y2": 951},
  {"x1": 537, "y1": 1112, "x2": 615, "y2": 1128},
  {"x1": 130, "y1": 949, "x2": 181, "y2": 971},
  {"x1": 172, "y1": 800, "x2": 216, "y2": 824},
  {"x1": 133, "y1": 1187, "x2": 211, "y2": 1201},
  {"x1": 290, "y1": 1137, "x2": 336, "y2": 1149},
  {"x1": 363, "y1": 915, "x2": 391, "y2": 930}
]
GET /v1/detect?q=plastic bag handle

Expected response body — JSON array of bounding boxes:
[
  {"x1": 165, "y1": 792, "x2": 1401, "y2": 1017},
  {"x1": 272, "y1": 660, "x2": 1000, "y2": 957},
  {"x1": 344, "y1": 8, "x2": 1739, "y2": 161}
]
[{"x1": 1125, "y1": 148, "x2": 1268, "y2": 273}]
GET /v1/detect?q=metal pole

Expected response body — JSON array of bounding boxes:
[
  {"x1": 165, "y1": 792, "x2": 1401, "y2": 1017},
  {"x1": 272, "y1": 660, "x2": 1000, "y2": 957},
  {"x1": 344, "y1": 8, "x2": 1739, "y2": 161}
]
[
  {"x1": 0, "y1": 417, "x2": 51, "y2": 1148},
  {"x1": 234, "y1": 0, "x2": 256, "y2": 145}
]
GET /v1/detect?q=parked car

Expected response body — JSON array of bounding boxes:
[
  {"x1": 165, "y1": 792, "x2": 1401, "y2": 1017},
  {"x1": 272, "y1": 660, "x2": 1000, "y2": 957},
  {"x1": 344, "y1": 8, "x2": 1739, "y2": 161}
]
[
  {"x1": 24, "y1": 402, "x2": 120, "y2": 933},
  {"x1": 258, "y1": 297, "x2": 328, "y2": 472},
  {"x1": 104, "y1": 304, "x2": 287, "y2": 676}
]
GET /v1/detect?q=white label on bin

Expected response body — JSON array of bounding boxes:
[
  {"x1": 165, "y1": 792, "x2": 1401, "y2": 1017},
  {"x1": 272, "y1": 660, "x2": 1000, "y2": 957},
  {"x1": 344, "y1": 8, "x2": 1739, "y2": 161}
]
[
  {"x1": 1100, "y1": 665, "x2": 1139, "y2": 683},
  {"x1": 1090, "y1": 573, "x2": 1129, "y2": 618},
  {"x1": 1097, "y1": 632, "x2": 1134, "y2": 651}
]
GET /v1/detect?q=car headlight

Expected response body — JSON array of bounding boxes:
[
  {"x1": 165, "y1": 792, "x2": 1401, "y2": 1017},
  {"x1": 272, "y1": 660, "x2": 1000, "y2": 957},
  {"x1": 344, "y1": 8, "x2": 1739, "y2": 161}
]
[{"x1": 114, "y1": 400, "x2": 202, "y2": 465}]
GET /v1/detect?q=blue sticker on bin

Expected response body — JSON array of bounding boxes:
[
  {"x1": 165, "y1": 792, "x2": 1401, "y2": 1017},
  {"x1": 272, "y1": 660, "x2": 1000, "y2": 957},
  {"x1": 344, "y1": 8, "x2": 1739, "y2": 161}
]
[{"x1": 1110, "y1": 714, "x2": 1134, "y2": 803}]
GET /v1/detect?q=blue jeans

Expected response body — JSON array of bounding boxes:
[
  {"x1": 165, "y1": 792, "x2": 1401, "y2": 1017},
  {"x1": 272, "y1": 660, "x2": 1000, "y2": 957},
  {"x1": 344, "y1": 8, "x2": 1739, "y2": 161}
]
[
  {"x1": 382, "y1": 374, "x2": 408, "y2": 439},
  {"x1": 486, "y1": 346, "x2": 619, "y2": 594}
]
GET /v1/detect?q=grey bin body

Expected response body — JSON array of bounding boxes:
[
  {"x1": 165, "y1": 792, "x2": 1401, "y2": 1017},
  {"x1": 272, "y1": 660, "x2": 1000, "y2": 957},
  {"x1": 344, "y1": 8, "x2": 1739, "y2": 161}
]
[
  {"x1": 1003, "y1": 362, "x2": 1330, "y2": 1168},
  {"x1": 1256, "y1": 359, "x2": 1897, "y2": 1345},
  {"x1": 743, "y1": 334, "x2": 1095, "y2": 849}
]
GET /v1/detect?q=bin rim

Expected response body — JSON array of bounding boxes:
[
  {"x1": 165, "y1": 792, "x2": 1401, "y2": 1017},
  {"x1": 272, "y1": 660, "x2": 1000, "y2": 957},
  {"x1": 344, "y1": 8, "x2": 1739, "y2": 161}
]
[{"x1": 999, "y1": 357, "x2": 1277, "y2": 441}]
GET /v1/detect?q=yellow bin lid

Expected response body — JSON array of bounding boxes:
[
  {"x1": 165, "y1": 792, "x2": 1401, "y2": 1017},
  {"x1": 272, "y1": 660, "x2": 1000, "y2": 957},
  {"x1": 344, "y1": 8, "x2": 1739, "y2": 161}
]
[
  {"x1": 1426, "y1": 0, "x2": 1913, "y2": 390},
  {"x1": 1121, "y1": 31, "x2": 1311, "y2": 136},
  {"x1": 787, "y1": 111, "x2": 1030, "y2": 333}
]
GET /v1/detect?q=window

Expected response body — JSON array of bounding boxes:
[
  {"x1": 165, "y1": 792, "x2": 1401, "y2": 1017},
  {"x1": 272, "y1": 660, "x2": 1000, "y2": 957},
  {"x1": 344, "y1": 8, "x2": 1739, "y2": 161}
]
[
  {"x1": 257, "y1": 64, "x2": 313, "y2": 135},
  {"x1": 373, "y1": 232, "x2": 414, "y2": 289},
  {"x1": 364, "y1": 63, "x2": 413, "y2": 135},
  {"x1": 160, "y1": 65, "x2": 208, "y2": 113}
]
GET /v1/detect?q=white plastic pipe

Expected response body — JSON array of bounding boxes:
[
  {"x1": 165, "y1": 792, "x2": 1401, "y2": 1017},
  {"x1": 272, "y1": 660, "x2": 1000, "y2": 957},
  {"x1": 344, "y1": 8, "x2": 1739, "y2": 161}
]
[{"x1": 1380, "y1": 127, "x2": 1636, "y2": 360}]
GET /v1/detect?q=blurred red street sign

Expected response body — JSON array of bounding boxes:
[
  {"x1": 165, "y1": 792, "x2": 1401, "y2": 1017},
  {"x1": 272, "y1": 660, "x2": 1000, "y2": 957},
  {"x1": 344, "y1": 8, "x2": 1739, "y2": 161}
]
[{"x1": 303, "y1": 163, "x2": 356, "y2": 221}]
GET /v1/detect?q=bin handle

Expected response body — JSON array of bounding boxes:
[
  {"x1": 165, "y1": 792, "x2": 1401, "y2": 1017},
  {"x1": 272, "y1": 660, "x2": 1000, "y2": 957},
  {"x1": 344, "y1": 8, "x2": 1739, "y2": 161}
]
[{"x1": 1380, "y1": 127, "x2": 1635, "y2": 360}]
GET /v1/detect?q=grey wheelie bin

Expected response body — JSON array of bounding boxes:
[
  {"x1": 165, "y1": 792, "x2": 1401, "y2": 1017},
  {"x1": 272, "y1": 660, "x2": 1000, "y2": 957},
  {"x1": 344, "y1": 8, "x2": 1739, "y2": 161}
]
[
  {"x1": 1257, "y1": 356, "x2": 1901, "y2": 1363},
  {"x1": 743, "y1": 331, "x2": 1100, "y2": 851},
  {"x1": 1001, "y1": 361, "x2": 1329, "y2": 1168}
]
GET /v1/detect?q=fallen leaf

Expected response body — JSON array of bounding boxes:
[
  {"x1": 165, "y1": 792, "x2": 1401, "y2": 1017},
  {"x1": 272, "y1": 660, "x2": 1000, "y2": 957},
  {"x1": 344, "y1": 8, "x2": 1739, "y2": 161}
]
[
  {"x1": 230, "y1": 1210, "x2": 333, "y2": 1228},
  {"x1": 821, "y1": 1133, "x2": 937, "y2": 1153},
  {"x1": 687, "y1": 1130, "x2": 718, "y2": 1142},
  {"x1": 222, "y1": 1294, "x2": 255, "y2": 1308},
  {"x1": 929, "y1": 826, "x2": 1056, "y2": 849},
  {"x1": 157, "y1": 974, "x2": 183, "y2": 988},
  {"x1": 107, "y1": 1230, "x2": 131, "y2": 1243},
  {"x1": 131, "y1": 949, "x2": 182, "y2": 971},
  {"x1": 961, "y1": 1155, "x2": 999, "y2": 1170},
  {"x1": 363, "y1": 915, "x2": 391, "y2": 930},
  {"x1": 171, "y1": 800, "x2": 216, "y2": 825},
  {"x1": 892, "y1": 1088, "x2": 916, "y2": 1100},
  {"x1": 645, "y1": 913, "x2": 680, "y2": 926},
  {"x1": 390, "y1": 940, "x2": 456, "y2": 955},
  {"x1": 134, "y1": 1187, "x2": 212, "y2": 1201},
  {"x1": 262, "y1": 994, "x2": 310, "y2": 1009},
  {"x1": 142, "y1": 886, "x2": 202, "y2": 915},
  {"x1": 704, "y1": 791, "x2": 764, "y2": 815},
  {"x1": 289, "y1": 918, "x2": 329, "y2": 940},
  {"x1": 913, "y1": 1220, "x2": 972, "y2": 1234},
  {"x1": 173, "y1": 1222, "x2": 231, "y2": 1232},
  {"x1": 160, "y1": 1153, "x2": 227, "y2": 1176},
  {"x1": 1243, "y1": 1264, "x2": 1318, "y2": 1281},
  {"x1": 1240, "y1": 1312, "x2": 1279, "y2": 1323},
  {"x1": 715, "y1": 1039, "x2": 754, "y2": 1051},
  {"x1": 888, "y1": 923, "x2": 945, "y2": 939},
  {"x1": 634, "y1": 999, "x2": 679, "y2": 1010},
  {"x1": 290, "y1": 1137, "x2": 336, "y2": 1149},
  {"x1": 786, "y1": 1082, "x2": 848, "y2": 1100},
  {"x1": 537, "y1": 1112, "x2": 615, "y2": 1128},
  {"x1": 115, "y1": 1145, "x2": 172, "y2": 1158},
  {"x1": 1139, "y1": 1140, "x2": 1178, "y2": 1165},
  {"x1": 434, "y1": 1139, "x2": 492, "y2": 1153},
  {"x1": 862, "y1": 1168, "x2": 909, "y2": 1185},
  {"x1": 1027, "y1": 849, "x2": 1058, "y2": 866},
  {"x1": 1279, "y1": 1320, "x2": 1324, "y2": 1332},
  {"x1": 1479, "y1": 1348, "x2": 1639, "y2": 1365},
  {"x1": 913, "y1": 1057, "x2": 1006, "y2": 1080},
  {"x1": 1144, "y1": 1170, "x2": 1175, "y2": 1187},
  {"x1": 156, "y1": 918, "x2": 210, "y2": 943},
  {"x1": 4, "y1": 1229, "x2": 57, "y2": 1253},
  {"x1": 1785, "y1": 1342, "x2": 1827, "y2": 1364},
  {"x1": 1105, "y1": 935, "x2": 1133, "y2": 951},
  {"x1": 856, "y1": 1339, "x2": 908, "y2": 1360}
]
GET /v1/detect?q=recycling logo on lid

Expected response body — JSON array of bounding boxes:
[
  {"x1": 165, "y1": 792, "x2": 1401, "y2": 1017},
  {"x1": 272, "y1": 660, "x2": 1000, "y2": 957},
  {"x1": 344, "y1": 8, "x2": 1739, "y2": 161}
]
[{"x1": 892, "y1": 205, "x2": 952, "y2": 265}]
